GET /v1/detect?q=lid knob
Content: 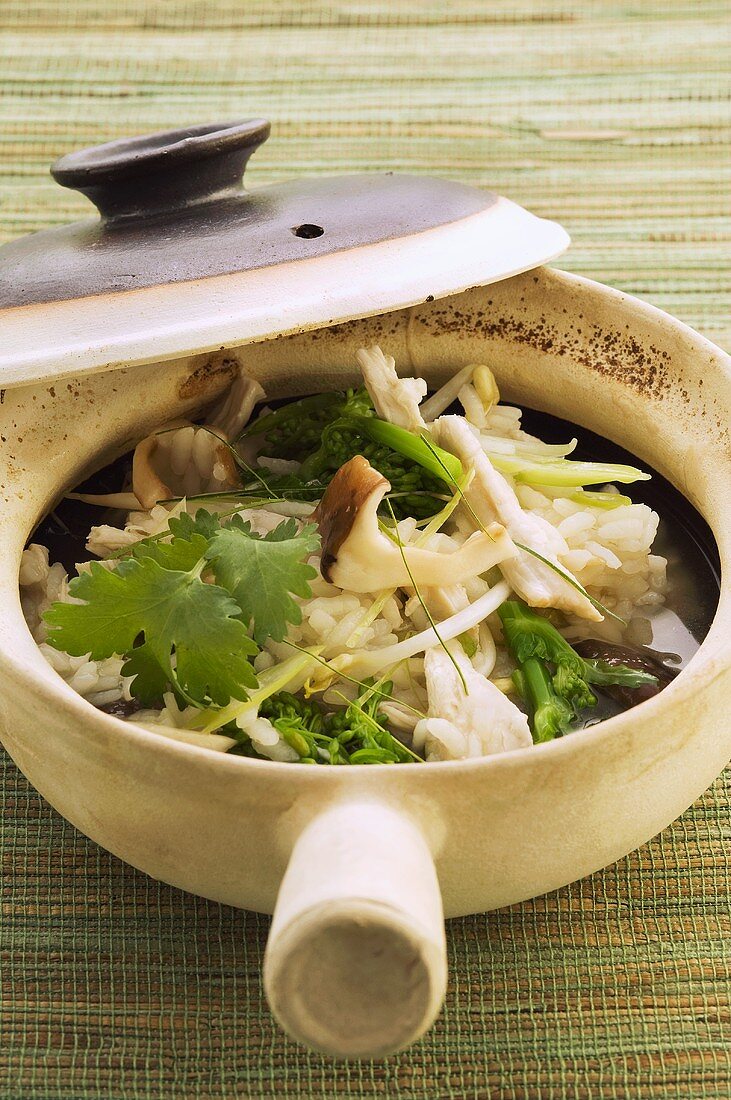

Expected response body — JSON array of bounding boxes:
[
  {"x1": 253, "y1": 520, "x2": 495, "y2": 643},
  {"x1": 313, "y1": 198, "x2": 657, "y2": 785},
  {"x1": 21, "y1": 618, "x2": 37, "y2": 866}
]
[{"x1": 50, "y1": 119, "x2": 270, "y2": 224}]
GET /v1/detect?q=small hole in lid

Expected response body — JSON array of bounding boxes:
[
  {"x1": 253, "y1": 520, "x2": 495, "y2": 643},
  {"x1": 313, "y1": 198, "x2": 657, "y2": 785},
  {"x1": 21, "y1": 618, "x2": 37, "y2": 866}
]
[{"x1": 292, "y1": 223, "x2": 324, "y2": 239}]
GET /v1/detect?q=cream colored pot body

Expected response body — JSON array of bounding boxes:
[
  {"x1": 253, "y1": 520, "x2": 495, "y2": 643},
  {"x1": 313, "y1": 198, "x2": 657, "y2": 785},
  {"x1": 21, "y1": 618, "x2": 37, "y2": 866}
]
[{"x1": 0, "y1": 268, "x2": 729, "y2": 1056}]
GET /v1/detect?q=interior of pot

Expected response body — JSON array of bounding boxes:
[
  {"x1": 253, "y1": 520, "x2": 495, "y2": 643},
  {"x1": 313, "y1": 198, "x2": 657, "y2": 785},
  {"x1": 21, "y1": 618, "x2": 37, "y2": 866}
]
[{"x1": 1, "y1": 266, "x2": 728, "y2": 677}]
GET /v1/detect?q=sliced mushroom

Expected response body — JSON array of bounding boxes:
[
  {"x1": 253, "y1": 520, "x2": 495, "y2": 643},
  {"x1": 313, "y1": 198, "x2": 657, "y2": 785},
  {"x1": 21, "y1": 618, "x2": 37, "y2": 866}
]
[
  {"x1": 131, "y1": 365, "x2": 265, "y2": 509},
  {"x1": 131, "y1": 419, "x2": 241, "y2": 509},
  {"x1": 355, "y1": 345, "x2": 427, "y2": 432},
  {"x1": 314, "y1": 455, "x2": 516, "y2": 593},
  {"x1": 73, "y1": 365, "x2": 266, "y2": 512}
]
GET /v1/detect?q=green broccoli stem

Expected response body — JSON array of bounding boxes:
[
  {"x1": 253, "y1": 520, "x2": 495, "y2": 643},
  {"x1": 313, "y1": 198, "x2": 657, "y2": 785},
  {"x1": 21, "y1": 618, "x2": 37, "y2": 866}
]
[
  {"x1": 520, "y1": 657, "x2": 574, "y2": 743},
  {"x1": 499, "y1": 599, "x2": 658, "y2": 743},
  {"x1": 500, "y1": 600, "x2": 656, "y2": 694}
]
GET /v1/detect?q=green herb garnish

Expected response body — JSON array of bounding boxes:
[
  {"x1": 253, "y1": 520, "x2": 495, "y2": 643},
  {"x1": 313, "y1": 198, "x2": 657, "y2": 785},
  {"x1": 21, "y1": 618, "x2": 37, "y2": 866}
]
[
  {"x1": 251, "y1": 679, "x2": 419, "y2": 765},
  {"x1": 44, "y1": 509, "x2": 320, "y2": 708},
  {"x1": 204, "y1": 516, "x2": 319, "y2": 644}
]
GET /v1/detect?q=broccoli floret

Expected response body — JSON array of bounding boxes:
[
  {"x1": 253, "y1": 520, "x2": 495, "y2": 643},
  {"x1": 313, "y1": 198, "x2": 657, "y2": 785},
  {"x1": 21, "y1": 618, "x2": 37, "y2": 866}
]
[
  {"x1": 244, "y1": 387, "x2": 452, "y2": 520},
  {"x1": 500, "y1": 600, "x2": 658, "y2": 742},
  {"x1": 326, "y1": 678, "x2": 415, "y2": 764},
  {"x1": 238, "y1": 392, "x2": 351, "y2": 459},
  {"x1": 260, "y1": 690, "x2": 326, "y2": 734},
  {"x1": 513, "y1": 660, "x2": 574, "y2": 743},
  {"x1": 304, "y1": 433, "x2": 446, "y2": 520},
  {"x1": 256, "y1": 681, "x2": 416, "y2": 765},
  {"x1": 500, "y1": 600, "x2": 597, "y2": 711},
  {"x1": 297, "y1": 393, "x2": 446, "y2": 520}
]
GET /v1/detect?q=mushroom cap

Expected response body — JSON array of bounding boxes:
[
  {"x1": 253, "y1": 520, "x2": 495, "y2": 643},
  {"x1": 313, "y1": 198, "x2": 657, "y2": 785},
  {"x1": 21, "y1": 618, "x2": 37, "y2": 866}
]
[
  {"x1": 315, "y1": 454, "x2": 516, "y2": 595},
  {"x1": 315, "y1": 455, "x2": 390, "y2": 583}
]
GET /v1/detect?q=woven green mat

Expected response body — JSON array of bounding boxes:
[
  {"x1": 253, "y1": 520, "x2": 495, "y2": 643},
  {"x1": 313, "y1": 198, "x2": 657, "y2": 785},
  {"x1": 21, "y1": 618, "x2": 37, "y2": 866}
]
[{"x1": 0, "y1": 3, "x2": 729, "y2": 1097}]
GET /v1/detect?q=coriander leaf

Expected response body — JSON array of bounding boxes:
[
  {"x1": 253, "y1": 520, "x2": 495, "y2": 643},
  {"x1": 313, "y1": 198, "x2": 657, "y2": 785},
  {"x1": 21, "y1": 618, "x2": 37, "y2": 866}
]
[
  {"x1": 44, "y1": 556, "x2": 258, "y2": 706},
  {"x1": 132, "y1": 531, "x2": 210, "y2": 572},
  {"x1": 120, "y1": 639, "x2": 169, "y2": 703},
  {"x1": 204, "y1": 517, "x2": 320, "y2": 644},
  {"x1": 168, "y1": 508, "x2": 222, "y2": 541},
  {"x1": 258, "y1": 516, "x2": 303, "y2": 543},
  {"x1": 128, "y1": 507, "x2": 220, "y2": 571}
]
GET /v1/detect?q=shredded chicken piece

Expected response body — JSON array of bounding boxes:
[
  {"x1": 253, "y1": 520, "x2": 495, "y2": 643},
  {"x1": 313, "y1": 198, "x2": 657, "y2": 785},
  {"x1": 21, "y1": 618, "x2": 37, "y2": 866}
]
[
  {"x1": 422, "y1": 583, "x2": 470, "y2": 621},
  {"x1": 315, "y1": 455, "x2": 515, "y2": 593},
  {"x1": 355, "y1": 345, "x2": 427, "y2": 432},
  {"x1": 414, "y1": 647, "x2": 532, "y2": 759},
  {"x1": 434, "y1": 415, "x2": 602, "y2": 621}
]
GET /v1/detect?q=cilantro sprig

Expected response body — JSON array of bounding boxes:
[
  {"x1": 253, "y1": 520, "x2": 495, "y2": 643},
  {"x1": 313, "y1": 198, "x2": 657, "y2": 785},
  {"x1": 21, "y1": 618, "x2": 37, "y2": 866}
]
[
  {"x1": 44, "y1": 509, "x2": 319, "y2": 708},
  {"x1": 204, "y1": 516, "x2": 319, "y2": 645}
]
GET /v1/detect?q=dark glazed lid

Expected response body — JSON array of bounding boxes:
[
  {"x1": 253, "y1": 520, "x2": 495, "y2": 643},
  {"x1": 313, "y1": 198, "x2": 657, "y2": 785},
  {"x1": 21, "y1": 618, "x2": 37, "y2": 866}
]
[
  {"x1": 51, "y1": 119, "x2": 272, "y2": 223},
  {"x1": 0, "y1": 119, "x2": 570, "y2": 387}
]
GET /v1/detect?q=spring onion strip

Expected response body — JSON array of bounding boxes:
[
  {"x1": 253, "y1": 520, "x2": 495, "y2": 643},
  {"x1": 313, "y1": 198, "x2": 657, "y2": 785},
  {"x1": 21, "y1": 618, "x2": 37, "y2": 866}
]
[
  {"x1": 457, "y1": 631, "x2": 478, "y2": 659},
  {"x1": 333, "y1": 580, "x2": 511, "y2": 683},
  {"x1": 419, "y1": 363, "x2": 476, "y2": 422},
  {"x1": 351, "y1": 416, "x2": 464, "y2": 486},
  {"x1": 569, "y1": 489, "x2": 632, "y2": 510},
  {"x1": 190, "y1": 649, "x2": 323, "y2": 734},
  {"x1": 160, "y1": 486, "x2": 444, "y2": 509},
  {"x1": 483, "y1": 451, "x2": 651, "y2": 487},
  {"x1": 159, "y1": 487, "x2": 326, "y2": 506},
  {"x1": 415, "y1": 468, "x2": 474, "y2": 538},
  {"x1": 479, "y1": 436, "x2": 578, "y2": 459},
  {"x1": 158, "y1": 492, "x2": 316, "y2": 518},
  {"x1": 345, "y1": 587, "x2": 394, "y2": 648}
]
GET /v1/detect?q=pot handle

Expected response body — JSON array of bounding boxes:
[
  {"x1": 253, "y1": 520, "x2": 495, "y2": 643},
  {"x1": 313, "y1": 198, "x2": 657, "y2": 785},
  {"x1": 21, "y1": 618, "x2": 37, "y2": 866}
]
[{"x1": 263, "y1": 799, "x2": 447, "y2": 1059}]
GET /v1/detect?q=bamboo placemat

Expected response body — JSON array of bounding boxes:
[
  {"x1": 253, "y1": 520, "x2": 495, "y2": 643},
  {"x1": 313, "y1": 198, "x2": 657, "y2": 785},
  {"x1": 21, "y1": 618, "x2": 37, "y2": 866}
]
[{"x1": 0, "y1": 3, "x2": 729, "y2": 1097}]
